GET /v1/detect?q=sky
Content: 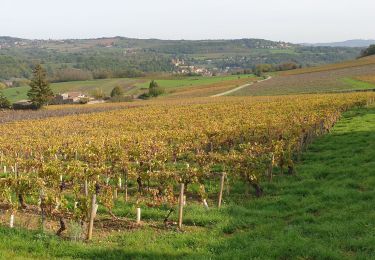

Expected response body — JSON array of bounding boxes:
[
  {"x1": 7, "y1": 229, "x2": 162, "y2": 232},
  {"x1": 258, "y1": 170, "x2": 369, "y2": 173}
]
[{"x1": 1, "y1": 0, "x2": 374, "y2": 43}]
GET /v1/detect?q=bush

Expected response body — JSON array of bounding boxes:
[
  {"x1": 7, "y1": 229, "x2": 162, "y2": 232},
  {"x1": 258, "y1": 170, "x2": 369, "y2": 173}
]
[
  {"x1": 12, "y1": 102, "x2": 38, "y2": 110},
  {"x1": 90, "y1": 88, "x2": 107, "y2": 100},
  {"x1": 110, "y1": 86, "x2": 124, "y2": 98},
  {"x1": 148, "y1": 80, "x2": 165, "y2": 97},
  {"x1": 0, "y1": 91, "x2": 11, "y2": 109},
  {"x1": 79, "y1": 97, "x2": 90, "y2": 104},
  {"x1": 138, "y1": 93, "x2": 150, "y2": 100},
  {"x1": 67, "y1": 221, "x2": 85, "y2": 242},
  {"x1": 276, "y1": 62, "x2": 299, "y2": 71}
]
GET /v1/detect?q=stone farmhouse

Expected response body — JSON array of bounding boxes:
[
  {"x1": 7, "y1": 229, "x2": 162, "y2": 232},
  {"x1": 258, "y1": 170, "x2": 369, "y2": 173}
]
[{"x1": 52, "y1": 92, "x2": 87, "y2": 104}]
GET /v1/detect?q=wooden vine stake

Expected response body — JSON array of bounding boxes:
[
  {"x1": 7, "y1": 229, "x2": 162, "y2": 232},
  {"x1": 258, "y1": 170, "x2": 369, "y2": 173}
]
[
  {"x1": 124, "y1": 175, "x2": 128, "y2": 202},
  {"x1": 40, "y1": 190, "x2": 46, "y2": 232},
  {"x1": 136, "y1": 207, "x2": 141, "y2": 224},
  {"x1": 125, "y1": 185, "x2": 128, "y2": 202},
  {"x1": 114, "y1": 177, "x2": 121, "y2": 200},
  {"x1": 218, "y1": 172, "x2": 226, "y2": 208},
  {"x1": 178, "y1": 183, "x2": 185, "y2": 229},
  {"x1": 203, "y1": 199, "x2": 209, "y2": 210},
  {"x1": 9, "y1": 213, "x2": 14, "y2": 228},
  {"x1": 84, "y1": 179, "x2": 89, "y2": 197},
  {"x1": 87, "y1": 193, "x2": 98, "y2": 241}
]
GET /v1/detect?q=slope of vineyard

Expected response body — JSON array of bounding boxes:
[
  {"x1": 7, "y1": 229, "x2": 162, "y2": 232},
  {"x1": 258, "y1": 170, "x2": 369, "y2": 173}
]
[
  {"x1": 0, "y1": 100, "x2": 374, "y2": 259},
  {"x1": 0, "y1": 93, "x2": 374, "y2": 228},
  {"x1": 233, "y1": 55, "x2": 375, "y2": 96},
  {"x1": 280, "y1": 55, "x2": 375, "y2": 76}
]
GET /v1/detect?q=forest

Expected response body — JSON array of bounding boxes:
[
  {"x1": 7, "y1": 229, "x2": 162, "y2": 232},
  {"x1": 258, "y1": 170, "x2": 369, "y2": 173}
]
[{"x1": 0, "y1": 37, "x2": 362, "y2": 81}]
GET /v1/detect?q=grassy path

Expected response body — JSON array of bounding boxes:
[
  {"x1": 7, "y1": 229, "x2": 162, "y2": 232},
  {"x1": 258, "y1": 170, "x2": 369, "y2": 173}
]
[
  {"x1": 0, "y1": 105, "x2": 374, "y2": 259},
  {"x1": 211, "y1": 76, "x2": 271, "y2": 97}
]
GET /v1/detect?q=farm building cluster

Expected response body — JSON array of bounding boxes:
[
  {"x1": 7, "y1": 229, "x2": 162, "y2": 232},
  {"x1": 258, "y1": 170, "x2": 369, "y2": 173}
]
[
  {"x1": 172, "y1": 59, "x2": 213, "y2": 76},
  {"x1": 51, "y1": 92, "x2": 88, "y2": 105}
]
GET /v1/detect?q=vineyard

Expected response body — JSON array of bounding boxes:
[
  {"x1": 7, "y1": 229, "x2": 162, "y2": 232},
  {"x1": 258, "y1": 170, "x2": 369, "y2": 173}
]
[
  {"x1": 233, "y1": 55, "x2": 375, "y2": 96},
  {"x1": 0, "y1": 92, "x2": 374, "y2": 241}
]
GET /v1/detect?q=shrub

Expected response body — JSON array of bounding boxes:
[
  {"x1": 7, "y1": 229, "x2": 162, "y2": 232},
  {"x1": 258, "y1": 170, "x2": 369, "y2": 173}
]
[
  {"x1": 90, "y1": 88, "x2": 107, "y2": 100},
  {"x1": 138, "y1": 93, "x2": 150, "y2": 100},
  {"x1": 67, "y1": 221, "x2": 85, "y2": 242},
  {"x1": 79, "y1": 97, "x2": 90, "y2": 104},
  {"x1": 110, "y1": 86, "x2": 124, "y2": 98},
  {"x1": 148, "y1": 80, "x2": 165, "y2": 97},
  {"x1": 0, "y1": 91, "x2": 11, "y2": 109},
  {"x1": 12, "y1": 102, "x2": 38, "y2": 110}
]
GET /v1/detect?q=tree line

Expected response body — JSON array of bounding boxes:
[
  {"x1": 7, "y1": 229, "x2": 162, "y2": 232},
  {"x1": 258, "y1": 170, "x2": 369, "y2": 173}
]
[{"x1": 360, "y1": 45, "x2": 375, "y2": 58}]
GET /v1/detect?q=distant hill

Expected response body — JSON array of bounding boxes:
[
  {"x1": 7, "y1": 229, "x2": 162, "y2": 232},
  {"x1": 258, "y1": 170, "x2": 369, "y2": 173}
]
[
  {"x1": 0, "y1": 36, "x2": 363, "y2": 80},
  {"x1": 302, "y1": 39, "x2": 375, "y2": 48}
]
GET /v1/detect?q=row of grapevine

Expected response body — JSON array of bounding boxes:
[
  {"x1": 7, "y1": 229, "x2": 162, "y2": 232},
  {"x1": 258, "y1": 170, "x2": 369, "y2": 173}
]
[{"x1": 0, "y1": 93, "x2": 374, "y2": 238}]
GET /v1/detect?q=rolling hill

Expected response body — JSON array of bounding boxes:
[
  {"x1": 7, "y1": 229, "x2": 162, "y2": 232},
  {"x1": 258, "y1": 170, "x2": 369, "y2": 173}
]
[
  {"x1": 233, "y1": 55, "x2": 375, "y2": 96},
  {"x1": 0, "y1": 36, "x2": 363, "y2": 80},
  {"x1": 303, "y1": 39, "x2": 375, "y2": 47}
]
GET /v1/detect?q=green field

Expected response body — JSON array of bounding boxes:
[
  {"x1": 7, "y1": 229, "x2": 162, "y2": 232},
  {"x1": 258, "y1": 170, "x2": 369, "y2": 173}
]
[
  {"x1": 2, "y1": 78, "x2": 144, "y2": 103},
  {"x1": 2, "y1": 75, "x2": 255, "y2": 103},
  {"x1": 136, "y1": 74, "x2": 254, "y2": 89},
  {"x1": 1, "y1": 104, "x2": 374, "y2": 259},
  {"x1": 340, "y1": 78, "x2": 375, "y2": 91}
]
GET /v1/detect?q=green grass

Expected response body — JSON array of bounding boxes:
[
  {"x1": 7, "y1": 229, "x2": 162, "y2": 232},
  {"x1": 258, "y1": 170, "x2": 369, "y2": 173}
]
[
  {"x1": 0, "y1": 105, "x2": 375, "y2": 259},
  {"x1": 1, "y1": 86, "x2": 29, "y2": 103},
  {"x1": 3, "y1": 78, "x2": 143, "y2": 103},
  {"x1": 3, "y1": 75, "x2": 255, "y2": 103},
  {"x1": 341, "y1": 78, "x2": 375, "y2": 91},
  {"x1": 135, "y1": 75, "x2": 255, "y2": 89}
]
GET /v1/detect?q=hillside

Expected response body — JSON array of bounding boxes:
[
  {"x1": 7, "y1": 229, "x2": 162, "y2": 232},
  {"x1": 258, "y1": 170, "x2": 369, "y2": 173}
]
[
  {"x1": 303, "y1": 39, "x2": 375, "y2": 47},
  {"x1": 0, "y1": 36, "x2": 362, "y2": 80},
  {"x1": 233, "y1": 55, "x2": 375, "y2": 96}
]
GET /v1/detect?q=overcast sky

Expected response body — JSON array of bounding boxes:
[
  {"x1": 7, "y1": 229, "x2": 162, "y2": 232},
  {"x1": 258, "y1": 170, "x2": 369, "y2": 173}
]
[{"x1": 1, "y1": 0, "x2": 374, "y2": 43}]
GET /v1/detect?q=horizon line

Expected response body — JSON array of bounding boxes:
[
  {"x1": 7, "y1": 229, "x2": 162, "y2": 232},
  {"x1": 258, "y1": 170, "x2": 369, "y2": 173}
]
[{"x1": 1, "y1": 35, "x2": 374, "y2": 45}]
